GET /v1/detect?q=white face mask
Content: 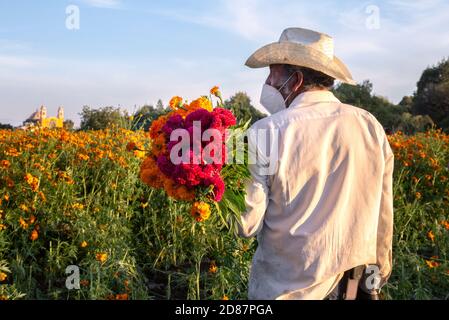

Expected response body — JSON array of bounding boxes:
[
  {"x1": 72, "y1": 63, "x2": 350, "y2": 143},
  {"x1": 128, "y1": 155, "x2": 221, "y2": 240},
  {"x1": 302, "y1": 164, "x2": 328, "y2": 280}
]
[{"x1": 259, "y1": 73, "x2": 297, "y2": 115}]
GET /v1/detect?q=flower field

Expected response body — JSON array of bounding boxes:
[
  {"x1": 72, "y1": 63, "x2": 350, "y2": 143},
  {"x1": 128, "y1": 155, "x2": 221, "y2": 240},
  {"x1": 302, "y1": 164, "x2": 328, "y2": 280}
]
[{"x1": 0, "y1": 125, "x2": 449, "y2": 300}]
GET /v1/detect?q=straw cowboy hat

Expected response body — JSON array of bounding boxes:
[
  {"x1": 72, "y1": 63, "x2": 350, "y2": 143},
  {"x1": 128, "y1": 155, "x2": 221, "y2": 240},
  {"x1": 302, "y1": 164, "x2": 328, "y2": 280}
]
[{"x1": 245, "y1": 27, "x2": 356, "y2": 85}]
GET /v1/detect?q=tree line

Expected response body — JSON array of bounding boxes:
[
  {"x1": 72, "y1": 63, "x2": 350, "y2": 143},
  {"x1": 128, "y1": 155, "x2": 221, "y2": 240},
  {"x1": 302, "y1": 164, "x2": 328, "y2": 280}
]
[{"x1": 1, "y1": 58, "x2": 448, "y2": 135}]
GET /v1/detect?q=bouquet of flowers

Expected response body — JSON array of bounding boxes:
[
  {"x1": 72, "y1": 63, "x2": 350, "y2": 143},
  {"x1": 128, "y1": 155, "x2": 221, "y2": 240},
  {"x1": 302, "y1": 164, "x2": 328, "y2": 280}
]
[{"x1": 138, "y1": 86, "x2": 250, "y2": 225}]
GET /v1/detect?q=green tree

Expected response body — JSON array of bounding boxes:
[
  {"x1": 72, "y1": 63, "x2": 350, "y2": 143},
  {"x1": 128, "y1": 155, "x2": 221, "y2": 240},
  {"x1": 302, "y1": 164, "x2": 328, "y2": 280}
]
[
  {"x1": 63, "y1": 120, "x2": 75, "y2": 131},
  {"x1": 224, "y1": 92, "x2": 267, "y2": 125},
  {"x1": 156, "y1": 99, "x2": 164, "y2": 111},
  {"x1": 0, "y1": 123, "x2": 13, "y2": 130},
  {"x1": 79, "y1": 106, "x2": 128, "y2": 130},
  {"x1": 412, "y1": 58, "x2": 449, "y2": 131},
  {"x1": 132, "y1": 104, "x2": 169, "y2": 131},
  {"x1": 333, "y1": 80, "x2": 430, "y2": 134}
]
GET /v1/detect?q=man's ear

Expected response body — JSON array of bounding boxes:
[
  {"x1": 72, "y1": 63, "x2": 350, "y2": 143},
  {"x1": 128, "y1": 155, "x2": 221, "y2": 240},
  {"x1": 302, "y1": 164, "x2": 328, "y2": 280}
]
[{"x1": 293, "y1": 71, "x2": 304, "y2": 92}]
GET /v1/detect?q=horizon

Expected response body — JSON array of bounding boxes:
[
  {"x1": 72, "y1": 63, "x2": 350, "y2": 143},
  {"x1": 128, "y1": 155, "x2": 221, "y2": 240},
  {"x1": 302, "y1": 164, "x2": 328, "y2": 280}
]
[{"x1": 1, "y1": 0, "x2": 448, "y2": 126}]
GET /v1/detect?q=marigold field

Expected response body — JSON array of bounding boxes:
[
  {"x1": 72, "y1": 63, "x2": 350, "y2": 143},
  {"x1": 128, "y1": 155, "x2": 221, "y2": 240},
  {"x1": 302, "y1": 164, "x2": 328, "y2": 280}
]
[{"x1": 0, "y1": 127, "x2": 448, "y2": 300}]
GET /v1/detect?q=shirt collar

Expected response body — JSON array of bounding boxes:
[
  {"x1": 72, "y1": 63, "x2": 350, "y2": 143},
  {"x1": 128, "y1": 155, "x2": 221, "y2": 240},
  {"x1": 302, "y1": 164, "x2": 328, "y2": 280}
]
[{"x1": 288, "y1": 90, "x2": 340, "y2": 109}]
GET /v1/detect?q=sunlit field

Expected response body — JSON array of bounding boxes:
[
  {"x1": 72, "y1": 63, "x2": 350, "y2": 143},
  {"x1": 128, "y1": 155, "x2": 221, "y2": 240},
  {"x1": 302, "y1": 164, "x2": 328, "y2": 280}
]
[{"x1": 0, "y1": 127, "x2": 448, "y2": 300}]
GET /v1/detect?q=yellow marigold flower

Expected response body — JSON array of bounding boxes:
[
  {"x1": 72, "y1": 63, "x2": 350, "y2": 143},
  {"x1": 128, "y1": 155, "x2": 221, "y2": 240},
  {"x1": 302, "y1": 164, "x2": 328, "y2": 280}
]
[
  {"x1": 96, "y1": 252, "x2": 108, "y2": 263},
  {"x1": 72, "y1": 203, "x2": 84, "y2": 210},
  {"x1": 169, "y1": 96, "x2": 183, "y2": 110},
  {"x1": 19, "y1": 217, "x2": 29, "y2": 230},
  {"x1": 19, "y1": 204, "x2": 29, "y2": 212},
  {"x1": 0, "y1": 160, "x2": 10, "y2": 169},
  {"x1": 190, "y1": 201, "x2": 211, "y2": 222},
  {"x1": 189, "y1": 96, "x2": 213, "y2": 112},
  {"x1": 30, "y1": 229, "x2": 39, "y2": 241},
  {"x1": 0, "y1": 224, "x2": 6, "y2": 231},
  {"x1": 0, "y1": 272, "x2": 7, "y2": 281},
  {"x1": 427, "y1": 230, "x2": 435, "y2": 242},
  {"x1": 80, "y1": 241, "x2": 88, "y2": 248}
]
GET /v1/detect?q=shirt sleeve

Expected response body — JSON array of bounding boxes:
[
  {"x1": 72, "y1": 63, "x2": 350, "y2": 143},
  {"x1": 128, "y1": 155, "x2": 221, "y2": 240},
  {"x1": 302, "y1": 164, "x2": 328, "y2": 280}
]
[
  {"x1": 236, "y1": 127, "x2": 271, "y2": 238},
  {"x1": 376, "y1": 134, "x2": 395, "y2": 286}
]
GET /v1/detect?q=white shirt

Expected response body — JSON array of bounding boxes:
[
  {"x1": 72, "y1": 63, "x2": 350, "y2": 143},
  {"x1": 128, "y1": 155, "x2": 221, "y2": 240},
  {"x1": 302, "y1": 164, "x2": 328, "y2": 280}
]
[{"x1": 238, "y1": 90, "x2": 394, "y2": 300}]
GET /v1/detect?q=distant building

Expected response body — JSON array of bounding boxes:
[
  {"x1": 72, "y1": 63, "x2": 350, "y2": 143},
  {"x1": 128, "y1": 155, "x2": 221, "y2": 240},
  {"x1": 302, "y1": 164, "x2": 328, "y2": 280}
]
[{"x1": 22, "y1": 106, "x2": 64, "y2": 129}]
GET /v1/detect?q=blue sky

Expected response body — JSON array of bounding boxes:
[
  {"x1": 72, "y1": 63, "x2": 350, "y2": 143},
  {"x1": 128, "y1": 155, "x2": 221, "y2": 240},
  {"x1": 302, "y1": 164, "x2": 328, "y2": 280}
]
[{"x1": 1, "y1": 0, "x2": 448, "y2": 126}]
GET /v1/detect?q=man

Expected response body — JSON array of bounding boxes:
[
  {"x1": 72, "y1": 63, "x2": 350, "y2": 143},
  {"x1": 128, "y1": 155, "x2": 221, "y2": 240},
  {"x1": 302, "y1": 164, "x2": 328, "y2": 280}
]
[{"x1": 237, "y1": 27, "x2": 394, "y2": 300}]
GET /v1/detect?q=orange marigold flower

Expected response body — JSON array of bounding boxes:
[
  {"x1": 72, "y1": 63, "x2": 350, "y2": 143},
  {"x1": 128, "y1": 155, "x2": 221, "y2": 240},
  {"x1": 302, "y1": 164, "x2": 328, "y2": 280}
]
[
  {"x1": 441, "y1": 221, "x2": 449, "y2": 231},
  {"x1": 126, "y1": 142, "x2": 137, "y2": 152},
  {"x1": 29, "y1": 214, "x2": 36, "y2": 224},
  {"x1": 115, "y1": 293, "x2": 128, "y2": 300},
  {"x1": 38, "y1": 191, "x2": 47, "y2": 203},
  {"x1": 415, "y1": 192, "x2": 422, "y2": 199},
  {"x1": 140, "y1": 157, "x2": 165, "y2": 189},
  {"x1": 427, "y1": 230, "x2": 435, "y2": 242},
  {"x1": 425, "y1": 260, "x2": 440, "y2": 269},
  {"x1": 24, "y1": 173, "x2": 39, "y2": 192},
  {"x1": 80, "y1": 241, "x2": 88, "y2": 248},
  {"x1": 5, "y1": 177, "x2": 14, "y2": 188},
  {"x1": 0, "y1": 160, "x2": 10, "y2": 169},
  {"x1": 149, "y1": 115, "x2": 169, "y2": 139},
  {"x1": 169, "y1": 96, "x2": 183, "y2": 110},
  {"x1": 190, "y1": 201, "x2": 211, "y2": 222},
  {"x1": 210, "y1": 86, "x2": 221, "y2": 96},
  {"x1": 173, "y1": 185, "x2": 195, "y2": 201},
  {"x1": 0, "y1": 272, "x2": 7, "y2": 281},
  {"x1": 0, "y1": 224, "x2": 6, "y2": 231},
  {"x1": 80, "y1": 279, "x2": 90, "y2": 287},
  {"x1": 30, "y1": 229, "x2": 38, "y2": 241},
  {"x1": 77, "y1": 153, "x2": 89, "y2": 161},
  {"x1": 209, "y1": 261, "x2": 218, "y2": 274},
  {"x1": 96, "y1": 252, "x2": 108, "y2": 263},
  {"x1": 222, "y1": 295, "x2": 229, "y2": 300}
]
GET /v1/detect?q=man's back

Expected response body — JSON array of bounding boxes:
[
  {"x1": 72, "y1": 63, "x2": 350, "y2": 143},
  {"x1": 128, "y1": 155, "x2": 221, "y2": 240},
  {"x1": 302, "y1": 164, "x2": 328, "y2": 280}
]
[{"x1": 239, "y1": 90, "x2": 394, "y2": 299}]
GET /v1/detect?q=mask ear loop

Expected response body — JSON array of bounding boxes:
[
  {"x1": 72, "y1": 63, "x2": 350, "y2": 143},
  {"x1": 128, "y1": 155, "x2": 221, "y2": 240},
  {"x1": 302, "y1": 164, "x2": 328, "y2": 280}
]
[{"x1": 284, "y1": 72, "x2": 303, "y2": 105}]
